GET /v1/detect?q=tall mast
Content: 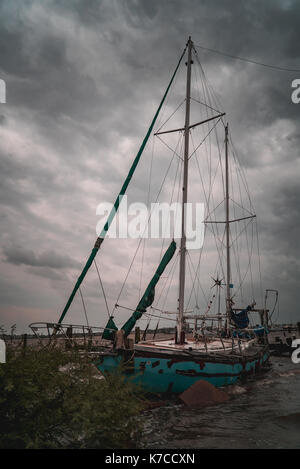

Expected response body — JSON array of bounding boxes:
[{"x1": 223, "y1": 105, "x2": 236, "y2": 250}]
[
  {"x1": 225, "y1": 123, "x2": 231, "y2": 333},
  {"x1": 177, "y1": 37, "x2": 193, "y2": 344}
]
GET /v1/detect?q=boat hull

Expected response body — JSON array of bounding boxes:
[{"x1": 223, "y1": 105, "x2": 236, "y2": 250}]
[{"x1": 96, "y1": 346, "x2": 270, "y2": 394}]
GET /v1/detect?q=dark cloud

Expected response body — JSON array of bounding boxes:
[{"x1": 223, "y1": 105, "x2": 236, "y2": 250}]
[
  {"x1": 0, "y1": 0, "x2": 299, "y2": 331},
  {"x1": 3, "y1": 245, "x2": 80, "y2": 269}
]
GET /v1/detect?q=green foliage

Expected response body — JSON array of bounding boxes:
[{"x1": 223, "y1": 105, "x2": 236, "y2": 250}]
[{"x1": 0, "y1": 347, "x2": 145, "y2": 449}]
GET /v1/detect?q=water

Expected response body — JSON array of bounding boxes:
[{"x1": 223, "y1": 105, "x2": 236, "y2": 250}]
[{"x1": 141, "y1": 357, "x2": 300, "y2": 449}]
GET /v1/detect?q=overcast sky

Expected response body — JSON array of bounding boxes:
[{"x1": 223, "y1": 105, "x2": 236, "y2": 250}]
[{"x1": 0, "y1": 0, "x2": 299, "y2": 333}]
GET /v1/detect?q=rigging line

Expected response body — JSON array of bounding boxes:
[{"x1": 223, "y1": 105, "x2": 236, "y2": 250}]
[
  {"x1": 198, "y1": 124, "x2": 226, "y2": 282},
  {"x1": 228, "y1": 135, "x2": 256, "y2": 302},
  {"x1": 229, "y1": 146, "x2": 245, "y2": 302},
  {"x1": 271, "y1": 293, "x2": 280, "y2": 324},
  {"x1": 255, "y1": 218, "x2": 264, "y2": 308},
  {"x1": 232, "y1": 223, "x2": 255, "y2": 308},
  {"x1": 230, "y1": 212, "x2": 255, "y2": 300},
  {"x1": 139, "y1": 134, "x2": 155, "y2": 299},
  {"x1": 170, "y1": 154, "x2": 184, "y2": 253},
  {"x1": 204, "y1": 219, "x2": 227, "y2": 247},
  {"x1": 192, "y1": 58, "x2": 209, "y2": 131},
  {"x1": 230, "y1": 235, "x2": 244, "y2": 302},
  {"x1": 190, "y1": 97, "x2": 222, "y2": 115},
  {"x1": 232, "y1": 157, "x2": 255, "y2": 302},
  {"x1": 205, "y1": 81, "x2": 226, "y2": 196},
  {"x1": 193, "y1": 47, "x2": 226, "y2": 121},
  {"x1": 229, "y1": 197, "x2": 255, "y2": 217},
  {"x1": 187, "y1": 242, "x2": 205, "y2": 311},
  {"x1": 249, "y1": 220, "x2": 255, "y2": 301},
  {"x1": 194, "y1": 44, "x2": 300, "y2": 73},
  {"x1": 156, "y1": 133, "x2": 184, "y2": 161},
  {"x1": 191, "y1": 132, "x2": 208, "y2": 207},
  {"x1": 144, "y1": 311, "x2": 177, "y2": 323},
  {"x1": 192, "y1": 60, "x2": 212, "y2": 186},
  {"x1": 192, "y1": 134, "x2": 226, "y2": 304},
  {"x1": 209, "y1": 220, "x2": 227, "y2": 279},
  {"x1": 112, "y1": 144, "x2": 179, "y2": 315},
  {"x1": 157, "y1": 251, "x2": 179, "y2": 306},
  {"x1": 189, "y1": 117, "x2": 222, "y2": 160},
  {"x1": 155, "y1": 99, "x2": 186, "y2": 134},
  {"x1": 230, "y1": 144, "x2": 250, "y2": 219},
  {"x1": 204, "y1": 198, "x2": 225, "y2": 223},
  {"x1": 196, "y1": 52, "x2": 225, "y2": 122},
  {"x1": 94, "y1": 259, "x2": 110, "y2": 319},
  {"x1": 197, "y1": 52, "x2": 222, "y2": 114},
  {"x1": 158, "y1": 136, "x2": 183, "y2": 263},
  {"x1": 155, "y1": 251, "x2": 179, "y2": 311},
  {"x1": 155, "y1": 51, "x2": 184, "y2": 132},
  {"x1": 215, "y1": 119, "x2": 226, "y2": 199},
  {"x1": 151, "y1": 156, "x2": 181, "y2": 313},
  {"x1": 191, "y1": 121, "x2": 223, "y2": 263},
  {"x1": 201, "y1": 140, "x2": 225, "y2": 222},
  {"x1": 150, "y1": 305, "x2": 170, "y2": 314},
  {"x1": 151, "y1": 158, "x2": 183, "y2": 309},
  {"x1": 196, "y1": 57, "x2": 214, "y2": 194},
  {"x1": 231, "y1": 234, "x2": 254, "y2": 301},
  {"x1": 231, "y1": 150, "x2": 253, "y2": 214},
  {"x1": 162, "y1": 155, "x2": 183, "y2": 285},
  {"x1": 185, "y1": 253, "x2": 196, "y2": 309},
  {"x1": 79, "y1": 286, "x2": 90, "y2": 328},
  {"x1": 190, "y1": 131, "x2": 222, "y2": 306},
  {"x1": 205, "y1": 120, "x2": 226, "y2": 261},
  {"x1": 174, "y1": 147, "x2": 184, "y2": 219},
  {"x1": 210, "y1": 140, "x2": 225, "y2": 200},
  {"x1": 229, "y1": 217, "x2": 254, "y2": 249},
  {"x1": 191, "y1": 114, "x2": 226, "y2": 281},
  {"x1": 230, "y1": 206, "x2": 243, "y2": 302},
  {"x1": 204, "y1": 221, "x2": 227, "y2": 276},
  {"x1": 114, "y1": 304, "x2": 136, "y2": 313},
  {"x1": 153, "y1": 253, "x2": 179, "y2": 329},
  {"x1": 186, "y1": 249, "x2": 209, "y2": 307},
  {"x1": 229, "y1": 136, "x2": 254, "y2": 213},
  {"x1": 161, "y1": 252, "x2": 179, "y2": 311},
  {"x1": 186, "y1": 251, "x2": 200, "y2": 309}
]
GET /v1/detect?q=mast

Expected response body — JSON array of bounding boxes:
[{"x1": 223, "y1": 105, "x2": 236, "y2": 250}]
[
  {"x1": 225, "y1": 123, "x2": 231, "y2": 334},
  {"x1": 177, "y1": 37, "x2": 193, "y2": 344}
]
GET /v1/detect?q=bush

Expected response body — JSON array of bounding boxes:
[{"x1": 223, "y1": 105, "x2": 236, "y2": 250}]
[{"x1": 0, "y1": 347, "x2": 144, "y2": 448}]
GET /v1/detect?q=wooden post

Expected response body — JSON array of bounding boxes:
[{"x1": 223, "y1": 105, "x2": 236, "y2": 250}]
[
  {"x1": 135, "y1": 327, "x2": 140, "y2": 344},
  {"x1": 87, "y1": 328, "x2": 92, "y2": 351},
  {"x1": 65, "y1": 326, "x2": 72, "y2": 350},
  {"x1": 22, "y1": 333, "x2": 27, "y2": 350}
]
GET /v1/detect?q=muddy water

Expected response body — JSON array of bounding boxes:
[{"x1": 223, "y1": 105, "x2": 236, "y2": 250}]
[{"x1": 141, "y1": 357, "x2": 300, "y2": 449}]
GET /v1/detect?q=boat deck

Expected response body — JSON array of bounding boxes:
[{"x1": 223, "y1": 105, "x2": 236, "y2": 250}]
[{"x1": 135, "y1": 337, "x2": 256, "y2": 354}]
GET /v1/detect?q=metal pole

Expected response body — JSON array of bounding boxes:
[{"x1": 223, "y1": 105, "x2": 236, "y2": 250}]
[
  {"x1": 177, "y1": 37, "x2": 193, "y2": 344},
  {"x1": 225, "y1": 124, "x2": 231, "y2": 335}
]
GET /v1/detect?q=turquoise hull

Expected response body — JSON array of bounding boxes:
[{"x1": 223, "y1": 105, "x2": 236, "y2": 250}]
[{"x1": 97, "y1": 348, "x2": 270, "y2": 394}]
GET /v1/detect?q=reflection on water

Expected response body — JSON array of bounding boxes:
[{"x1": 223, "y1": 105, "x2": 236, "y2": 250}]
[{"x1": 141, "y1": 357, "x2": 300, "y2": 449}]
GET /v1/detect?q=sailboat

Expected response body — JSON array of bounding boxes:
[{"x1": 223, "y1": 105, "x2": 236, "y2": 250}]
[{"x1": 30, "y1": 37, "x2": 270, "y2": 394}]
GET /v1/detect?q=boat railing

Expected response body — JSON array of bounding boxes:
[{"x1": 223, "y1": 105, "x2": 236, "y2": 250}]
[{"x1": 29, "y1": 322, "x2": 116, "y2": 350}]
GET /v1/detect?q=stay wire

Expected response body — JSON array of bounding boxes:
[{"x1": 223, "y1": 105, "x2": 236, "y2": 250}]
[{"x1": 194, "y1": 44, "x2": 300, "y2": 73}]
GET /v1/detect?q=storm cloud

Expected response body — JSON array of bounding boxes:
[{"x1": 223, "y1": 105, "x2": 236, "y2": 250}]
[{"x1": 0, "y1": 0, "x2": 299, "y2": 332}]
